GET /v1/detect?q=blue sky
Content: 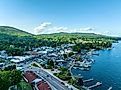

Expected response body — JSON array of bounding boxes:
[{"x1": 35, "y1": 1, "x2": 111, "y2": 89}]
[{"x1": 0, "y1": 0, "x2": 121, "y2": 36}]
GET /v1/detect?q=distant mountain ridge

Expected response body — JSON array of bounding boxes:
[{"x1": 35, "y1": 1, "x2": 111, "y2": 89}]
[
  {"x1": 0, "y1": 26, "x2": 32, "y2": 36},
  {"x1": 0, "y1": 26, "x2": 121, "y2": 40},
  {"x1": 0, "y1": 26, "x2": 99, "y2": 37}
]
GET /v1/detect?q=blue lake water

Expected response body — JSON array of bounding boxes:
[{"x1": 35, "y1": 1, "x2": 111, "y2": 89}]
[{"x1": 72, "y1": 41, "x2": 121, "y2": 90}]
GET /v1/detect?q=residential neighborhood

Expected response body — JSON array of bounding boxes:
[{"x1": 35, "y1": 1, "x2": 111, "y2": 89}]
[{"x1": 0, "y1": 44, "x2": 97, "y2": 90}]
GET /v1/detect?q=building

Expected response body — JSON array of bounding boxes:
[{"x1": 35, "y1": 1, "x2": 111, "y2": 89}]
[{"x1": 23, "y1": 71, "x2": 52, "y2": 90}]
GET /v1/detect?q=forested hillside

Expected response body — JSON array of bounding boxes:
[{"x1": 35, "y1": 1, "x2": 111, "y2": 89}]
[
  {"x1": 0, "y1": 26, "x2": 118, "y2": 56},
  {"x1": 0, "y1": 26, "x2": 31, "y2": 36}
]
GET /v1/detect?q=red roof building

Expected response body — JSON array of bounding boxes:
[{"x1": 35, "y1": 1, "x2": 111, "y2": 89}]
[
  {"x1": 37, "y1": 81, "x2": 52, "y2": 90},
  {"x1": 24, "y1": 71, "x2": 37, "y2": 83},
  {"x1": 24, "y1": 71, "x2": 52, "y2": 90}
]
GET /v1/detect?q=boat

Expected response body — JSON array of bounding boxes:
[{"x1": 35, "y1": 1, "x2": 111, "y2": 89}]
[
  {"x1": 79, "y1": 67, "x2": 90, "y2": 71},
  {"x1": 83, "y1": 64, "x2": 91, "y2": 68},
  {"x1": 107, "y1": 47, "x2": 112, "y2": 50}
]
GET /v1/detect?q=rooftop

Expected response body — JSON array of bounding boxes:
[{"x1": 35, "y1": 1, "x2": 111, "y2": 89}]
[
  {"x1": 24, "y1": 71, "x2": 52, "y2": 90},
  {"x1": 37, "y1": 81, "x2": 52, "y2": 90},
  {"x1": 24, "y1": 71, "x2": 37, "y2": 83}
]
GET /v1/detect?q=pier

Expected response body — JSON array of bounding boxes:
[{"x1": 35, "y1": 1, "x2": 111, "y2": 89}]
[
  {"x1": 83, "y1": 78, "x2": 93, "y2": 83},
  {"x1": 108, "y1": 87, "x2": 112, "y2": 90},
  {"x1": 88, "y1": 82, "x2": 102, "y2": 89},
  {"x1": 92, "y1": 53, "x2": 99, "y2": 56}
]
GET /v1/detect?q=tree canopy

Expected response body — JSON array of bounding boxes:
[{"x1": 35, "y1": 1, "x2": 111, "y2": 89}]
[
  {"x1": 0, "y1": 70, "x2": 22, "y2": 90},
  {"x1": 0, "y1": 26, "x2": 118, "y2": 56}
]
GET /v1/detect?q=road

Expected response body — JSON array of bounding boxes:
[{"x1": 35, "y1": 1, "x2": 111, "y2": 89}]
[
  {"x1": 33, "y1": 67, "x2": 70, "y2": 90},
  {"x1": 22, "y1": 62, "x2": 75, "y2": 90},
  {"x1": 17, "y1": 57, "x2": 78, "y2": 90}
]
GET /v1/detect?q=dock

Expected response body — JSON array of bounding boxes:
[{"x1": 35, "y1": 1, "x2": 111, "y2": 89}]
[
  {"x1": 88, "y1": 82, "x2": 102, "y2": 89},
  {"x1": 108, "y1": 87, "x2": 112, "y2": 90},
  {"x1": 83, "y1": 78, "x2": 93, "y2": 83},
  {"x1": 92, "y1": 53, "x2": 99, "y2": 56}
]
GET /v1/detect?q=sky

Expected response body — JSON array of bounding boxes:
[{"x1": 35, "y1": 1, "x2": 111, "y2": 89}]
[{"x1": 0, "y1": 0, "x2": 121, "y2": 36}]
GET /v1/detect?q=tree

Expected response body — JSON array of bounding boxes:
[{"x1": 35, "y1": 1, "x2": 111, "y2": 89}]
[
  {"x1": 68, "y1": 52, "x2": 74, "y2": 57},
  {"x1": 63, "y1": 54, "x2": 67, "y2": 59},
  {"x1": 47, "y1": 60, "x2": 54, "y2": 69},
  {"x1": 0, "y1": 70, "x2": 22, "y2": 90},
  {"x1": 4, "y1": 65, "x2": 16, "y2": 71}
]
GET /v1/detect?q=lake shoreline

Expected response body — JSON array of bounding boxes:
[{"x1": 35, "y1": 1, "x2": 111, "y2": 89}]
[{"x1": 72, "y1": 41, "x2": 121, "y2": 90}]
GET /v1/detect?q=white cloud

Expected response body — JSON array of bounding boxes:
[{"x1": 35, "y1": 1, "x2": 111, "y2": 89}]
[
  {"x1": 44, "y1": 27, "x2": 67, "y2": 34},
  {"x1": 33, "y1": 22, "x2": 96, "y2": 34},
  {"x1": 48, "y1": 27, "x2": 68, "y2": 31},
  {"x1": 103, "y1": 31, "x2": 110, "y2": 34},
  {"x1": 101, "y1": 31, "x2": 119, "y2": 37},
  {"x1": 53, "y1": 27, "x2": 68, "y2": 31},
  {"x1": 34, "y1": 22, "x2": 52, "y2": 34},
  {"x1": 70, "y1": 27, "x2": 95, "y2": 33},
  {"x1": 34, "y1": 22, "x2": 68, "y2": 34},
  {"x1": 80, "y1": 27, "x2": 95, "y2": 31},
  {"x1": 33, "y1": 23, "x2": 119, "y2": 37}
]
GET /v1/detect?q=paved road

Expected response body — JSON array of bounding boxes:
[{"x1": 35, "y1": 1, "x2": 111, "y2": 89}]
[
  {"x1": 24, "y1": 67, "x2": 71, "y2": 90},
  {"x1": 22, "y1": 64, "x2": 70, "y2": 90},
  {"x1": 20, "y1": 59, "x2": 78, "y2": 90},
  {"x1": 34, "y1": 68, "x2": 70, "y2": 90}
]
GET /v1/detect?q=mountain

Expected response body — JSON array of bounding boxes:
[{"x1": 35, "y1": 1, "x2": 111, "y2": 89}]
[
  {"x1": 0, "y1": 26, "x2": 32, "y2": 36},
  {"x1": 0, "y1": 26, "x2": 120, "y2": 40},
  {"x1": 41, "y1": 32, "x2": 112, "y2": 39}
]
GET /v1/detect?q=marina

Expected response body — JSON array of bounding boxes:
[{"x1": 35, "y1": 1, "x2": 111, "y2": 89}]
[{"x1": 72, "y1": 41, "x2": 121, "y2": 90}]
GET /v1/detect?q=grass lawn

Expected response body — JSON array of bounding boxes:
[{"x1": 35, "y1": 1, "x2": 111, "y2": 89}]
[{"x1": 17, "y1": 81, "x2": 33, "y2": 90}]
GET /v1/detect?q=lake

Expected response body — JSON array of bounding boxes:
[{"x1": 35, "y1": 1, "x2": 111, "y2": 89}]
[{"x1": 72, "y1": 41, "x2": 121, "y2": 90}]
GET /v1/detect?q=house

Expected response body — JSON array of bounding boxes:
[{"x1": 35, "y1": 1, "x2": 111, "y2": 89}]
[
  {"x1": 10, "y1": 56, "x2": 25, "y2": 64},
  {"x1": 38, "y1": 51, "x2": 47, "y2": 54},
  {"x1": 67, "y1": 44, "x2": 75, "y2": 47},
  {"x1": 23, "y1": 71, "x2": 52, "y2": 90},
  {"x1": 32, "y1": 78, "x2": 42, "y2": 84},
  {"x1": 60, "y1": 50, "x2": 65, "y2": 54},
  {"x1": 48, "y1": 53, "x2": 58, "y2": 57},
  {"x1": 56, "y1": 59, "x2": 68, "y2": 67},
  {"x1": 10, "y1": 56, "x2": 32, "y2": 64},
  {"x1": 10, "y1": 59, "x2": 21, "y2": 64},
  {"x1": 64, "y1": 48, "x2": 72, "y2": 54},
  {"x1": 0, "y1": 50, "x2": 8, "y2": 59},
  {"x1": 16, "y1": 66, "x2": 24, "y2": 71},
  {"x1": 25, "y1": 51, "x2": 38, "y2": 56}
]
